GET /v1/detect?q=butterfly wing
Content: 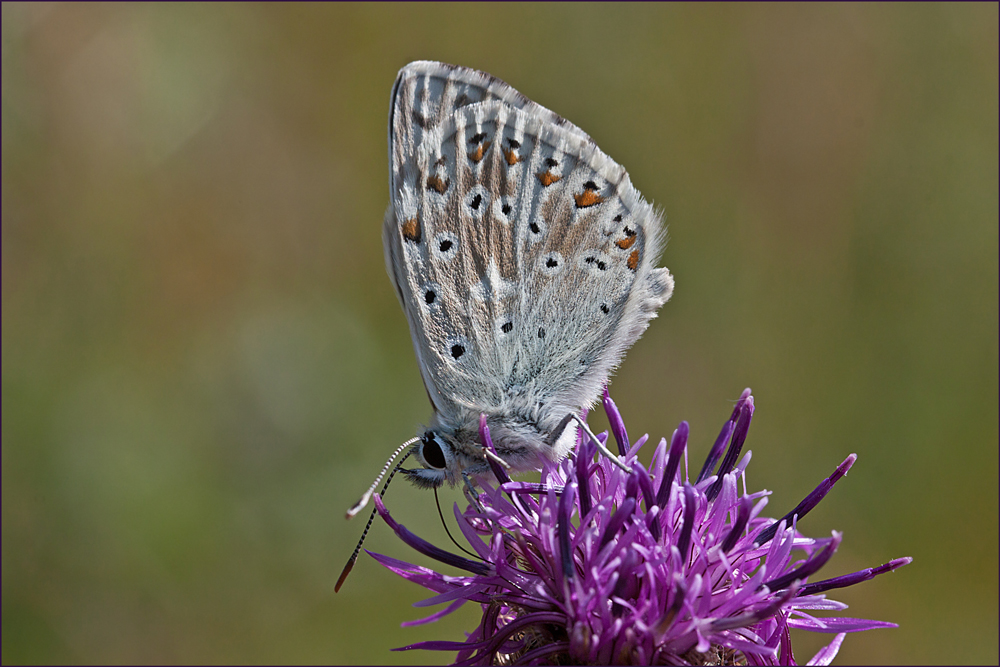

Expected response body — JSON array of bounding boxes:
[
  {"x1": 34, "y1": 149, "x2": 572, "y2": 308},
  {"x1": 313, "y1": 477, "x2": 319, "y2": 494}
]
[
  {"x1": 388, "y1": 61, "x2": 592, "y2": 197},
  {"x1": 384, "y1": 62, "x2": 673, "y2": 433}
]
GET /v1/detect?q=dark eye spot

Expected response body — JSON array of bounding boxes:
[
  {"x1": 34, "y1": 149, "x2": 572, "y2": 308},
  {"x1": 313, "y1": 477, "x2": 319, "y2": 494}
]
[
  {"x1": 440, "y1": 239, "x2": 453, "y2": 252},
  {"x1": 585, "y1": 256, "x2": 595, "y2": 264},
  {"x1": 537, "y1": 328, "x2": 546, "y2": 339},
  {"x1": 614, "y1": 214, "x2": 623, "y2": 222},
  {"x1": 600, "y1": 303, "x2": 609, "y2": 314},
  {"x1": 507, "y1": 138, "x2": 520, "y2": 148},
  {"x1": 546, "y1": 257, "x2": 558, "y2": 268},
  {"x1": 583, "y1": 180, "x2": 598, "y2": 190},
  {"x1": 422, "y1": 435, "x2": 447, "y2": 469},
  {"x1": 470, "y1": 132, "x2": 487, "y2": 144},
  {"x1": 624, "y1": 226, "x2": 635, "y2": 236},
  {"x1": 597, "y1": 260, "x2": 607, "y2": 271},
  {"x1": 529, "y1": 222, "x2": 540, "y2": 234},
  {"x1": 502, "y1": 204, "x2": 511, "y2": 215},
  {"x1": 450, "y1": 344, "x2": 465, "y2": 359},
  {"x1": 470, "y1": 194, "x2": 482, "y2": 210},
  {"x1": 425, "y1": 290, "x2": 436, "y2": 304},
  {"x1": 545, "y1": 157, "x2": 558, "y2": 167},
  {"x1": 501, "y1": 321, "x2": 513, "y2": 334}
]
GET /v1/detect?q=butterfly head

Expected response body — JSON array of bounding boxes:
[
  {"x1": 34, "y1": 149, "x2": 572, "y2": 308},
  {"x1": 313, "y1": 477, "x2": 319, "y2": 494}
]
[
  {"x1": 404, "y1": 430, "x2": 454, "y2": 489},
  {"x1": 406, "y1": 423, "x2": 510, "y2": 489}
]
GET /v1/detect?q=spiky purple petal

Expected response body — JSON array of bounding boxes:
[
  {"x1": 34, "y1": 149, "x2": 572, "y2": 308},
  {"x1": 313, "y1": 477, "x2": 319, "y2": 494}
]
[
  {"x1": 799, "y1": 557, "x2": 912, "y2": 597},
  {"x1": 756, "y1": 455, "x2": 857, "y2": 546},
  {"x1": 707, "y1": 394, "x2": 754, "y2": 501},
  {"x1": 604, "y1": 387, "x2": 631, "y2": 456},
  {"x1": 372, "y1": 494, "x2": 491, "y2": 576}
]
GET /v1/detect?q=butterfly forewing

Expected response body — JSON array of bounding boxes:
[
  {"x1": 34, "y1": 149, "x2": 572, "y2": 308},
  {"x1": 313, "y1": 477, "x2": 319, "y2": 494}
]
[{"x1": 389, "y1": 61, "x2": 592, "y2": 199}]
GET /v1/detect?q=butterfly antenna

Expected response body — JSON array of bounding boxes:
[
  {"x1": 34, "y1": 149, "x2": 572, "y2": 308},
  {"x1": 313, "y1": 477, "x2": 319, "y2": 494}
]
[
  {"x1": 346, "y1": 437, "x2": 420, "y2": 519},
  {"x1": 335, "y1": 450, "x2": 412, "y2": 593}
]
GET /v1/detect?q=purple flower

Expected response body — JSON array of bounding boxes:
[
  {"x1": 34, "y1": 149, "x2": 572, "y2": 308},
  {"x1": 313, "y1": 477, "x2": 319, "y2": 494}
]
[{"x1": 369, "y1": 389, "x2": 911, "y2": 665}]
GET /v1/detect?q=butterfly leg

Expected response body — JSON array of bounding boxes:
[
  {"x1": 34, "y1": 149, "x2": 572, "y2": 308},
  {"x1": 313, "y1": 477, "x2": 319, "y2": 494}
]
[
  {"x1": 482, "y1": 446, "x2": 512, "y2": 470},
  {"x1": 462, "y1": 471, "x2": 484, "y2": 512},
  {"x1": 569, "y1": 413, "x2": 632, "y2": 473}
]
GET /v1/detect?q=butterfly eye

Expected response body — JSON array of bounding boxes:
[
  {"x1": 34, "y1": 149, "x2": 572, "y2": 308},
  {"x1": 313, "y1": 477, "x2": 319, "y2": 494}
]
[{"x1": 421, "y1": 433, "x2": 448, "y2": 470}]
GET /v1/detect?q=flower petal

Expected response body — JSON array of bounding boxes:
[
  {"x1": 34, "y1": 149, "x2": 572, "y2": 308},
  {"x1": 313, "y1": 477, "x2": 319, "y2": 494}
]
[
  {"x1": 373, "y1": 494, "x2": 491, "y2": 576},
  {"x1": 603, "y1": 386, "x2": 630, "y2": 455},
  {"x1": 763, "y1": 532, "x2": 842, "y2": 592},
  {"x1": 757, "y1": 454, "x2": 856, "y2": 546},
  {"x1": 721, "y1": 496, "x2": 752, "y2": 553},
  {"x1": 806, "y1": 632, "x2": 846, "y2": 665},
  {"x1": 789, "y1": 615, "x2": 900, "y2": 632},
  {"x1": 558, "y1": 481, "x2": 577, "y2": 582},
  {"x1": 799, "y1": 556, "x2": 912, "y2": 597},
  {"x1": 479, "y1": 415, "x2": 511, "y2": 485},
  {"x1": 400, "y1": 598, "x2": 467, "y2": 627},
  {"x1": 707, "y1": 394, "x2": 754, "y2": 501},
  {"x1": 656, "y1": 422, "x2": 689, "y2": 508}
]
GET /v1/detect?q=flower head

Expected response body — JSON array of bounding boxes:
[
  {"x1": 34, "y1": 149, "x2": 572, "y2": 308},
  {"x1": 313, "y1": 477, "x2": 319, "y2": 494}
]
[{"x1": 369, "y1": 389, "x2": 910, "y2": 665}]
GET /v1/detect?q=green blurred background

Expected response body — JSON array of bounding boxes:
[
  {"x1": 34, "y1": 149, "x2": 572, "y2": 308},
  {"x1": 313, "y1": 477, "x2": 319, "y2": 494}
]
[{"x1": 3, "y1": 3, "x2": 996, "y2": 664}]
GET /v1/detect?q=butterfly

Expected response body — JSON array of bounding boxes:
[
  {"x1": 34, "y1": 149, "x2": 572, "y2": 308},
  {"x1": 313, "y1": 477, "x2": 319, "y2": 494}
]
[
  {"x1": 335, "y1": 61, "x2": 674, "y2": 592},
  {"x1": 347, "y1": 60, "x2": 673, "y2": 516}
]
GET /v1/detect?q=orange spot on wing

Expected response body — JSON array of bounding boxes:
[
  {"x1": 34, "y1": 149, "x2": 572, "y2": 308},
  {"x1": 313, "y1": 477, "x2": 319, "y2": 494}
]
[
  {"x1": 426, "y1": 175, "x2": 449, "y2": 194},
  {"x1": 574, "y1": 190, "x2": 606, "y2": 208},
  {"x1": 615, "y1": 235, "x2": 636, "y2": 250},
  {"x1": 401, "y1": 217, "x2": 421, "y2": 243},
  {"x1": 467, "y1": 140, "x2": 492, "y2": 163},
  {"x1": 502, "y1": 148, "x2": 522, "y2": 166},
  {"x1": 627, "y1": 249, "x2": 640, "y2": 271},
  {"x1": 536, "y1": 170, "x2": 561, "y2": 187}
]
